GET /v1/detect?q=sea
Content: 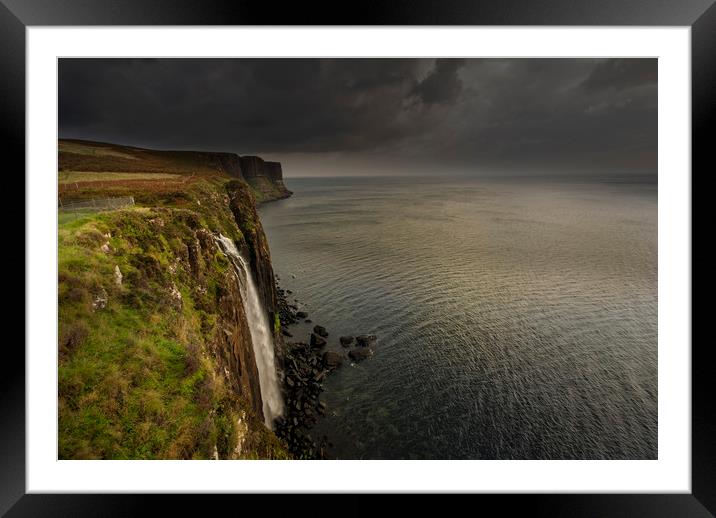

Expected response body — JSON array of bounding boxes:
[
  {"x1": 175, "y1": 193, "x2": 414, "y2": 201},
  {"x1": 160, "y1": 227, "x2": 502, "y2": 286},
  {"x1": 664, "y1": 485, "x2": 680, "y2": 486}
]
[{"x1": 259, "y1": 174, "x2": 657, "y2": 459}]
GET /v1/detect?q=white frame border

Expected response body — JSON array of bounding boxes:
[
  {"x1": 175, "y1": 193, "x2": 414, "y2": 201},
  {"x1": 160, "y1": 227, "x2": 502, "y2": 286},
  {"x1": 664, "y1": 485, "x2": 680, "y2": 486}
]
[{"x1": 27, "y1": 27, "x2": 691, "y2": 493}]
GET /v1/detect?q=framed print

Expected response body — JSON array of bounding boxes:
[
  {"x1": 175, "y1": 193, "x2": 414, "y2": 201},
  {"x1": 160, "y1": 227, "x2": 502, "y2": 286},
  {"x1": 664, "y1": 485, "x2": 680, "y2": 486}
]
[{"x1": 4, "y1": 0, "x2": 711, "y2": 514}]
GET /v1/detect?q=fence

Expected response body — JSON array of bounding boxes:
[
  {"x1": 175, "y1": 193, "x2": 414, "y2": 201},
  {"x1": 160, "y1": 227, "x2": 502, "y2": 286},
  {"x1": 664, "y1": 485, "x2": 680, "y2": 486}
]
[{"x1": 58, "y1": 196, "x2": 135, "y2": 213}]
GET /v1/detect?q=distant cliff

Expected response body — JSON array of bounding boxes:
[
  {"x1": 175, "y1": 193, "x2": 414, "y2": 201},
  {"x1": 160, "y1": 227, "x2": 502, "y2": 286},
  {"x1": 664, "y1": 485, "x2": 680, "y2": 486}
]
[
  {"x1": 237, "y1": 156, "x2": 292, "y2": 203},
  {"x1": 58, "y1": 139, "x2": 292, "y2": 203}
]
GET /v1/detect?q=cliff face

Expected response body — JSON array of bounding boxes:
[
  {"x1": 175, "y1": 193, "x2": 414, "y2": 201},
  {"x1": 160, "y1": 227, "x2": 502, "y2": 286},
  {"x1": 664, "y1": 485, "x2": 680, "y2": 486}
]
[
  {"x1": 226, "y1": 180, "x2": 281, "y2": 320},
  {"x1": 58, "y1": 139, "x2": 292, "y2": 204},
  {"x1": 238, "y1": 156, "x2": 292, "y2": 203},
  {"x1": 214, "y1": 154, "x2": 292, "y2": 203},
  {"x1": 214, "y1": 152, "x2": 243, "y2": 179},
  {"x1": 58, "y1": 145, "x2": 289, "y2": 459}
]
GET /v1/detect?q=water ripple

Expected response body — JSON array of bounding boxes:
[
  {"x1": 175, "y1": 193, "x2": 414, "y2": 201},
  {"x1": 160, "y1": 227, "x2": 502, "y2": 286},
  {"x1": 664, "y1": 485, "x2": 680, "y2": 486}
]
[{"x1": 260, "y1": 176, "x2": 657, "y2": 459}]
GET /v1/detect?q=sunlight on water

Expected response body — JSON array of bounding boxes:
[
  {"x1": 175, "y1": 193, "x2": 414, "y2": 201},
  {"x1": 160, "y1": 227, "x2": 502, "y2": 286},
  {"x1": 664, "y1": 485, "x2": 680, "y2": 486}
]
[{"x1": 260, "y1": 175, "x2": 657, "y2": 459}]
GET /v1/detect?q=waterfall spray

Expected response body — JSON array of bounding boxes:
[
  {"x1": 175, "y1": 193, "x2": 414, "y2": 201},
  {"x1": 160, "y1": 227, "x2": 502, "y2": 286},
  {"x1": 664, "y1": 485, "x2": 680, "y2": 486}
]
[{"x1": 214, "y1": 234, "x2": 284, "y2": 428}]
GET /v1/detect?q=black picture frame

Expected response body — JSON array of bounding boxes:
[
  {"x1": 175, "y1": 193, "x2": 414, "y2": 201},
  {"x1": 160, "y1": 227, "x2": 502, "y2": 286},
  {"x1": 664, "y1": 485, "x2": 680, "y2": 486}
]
[{"x1": 4, "y1": 0, "x2": 710, "y2": 515}]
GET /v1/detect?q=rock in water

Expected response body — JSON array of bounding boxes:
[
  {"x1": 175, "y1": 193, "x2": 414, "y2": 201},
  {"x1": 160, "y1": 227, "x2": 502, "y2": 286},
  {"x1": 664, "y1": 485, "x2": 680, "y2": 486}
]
[
  {"x1": 339, "y1": 336, "x2": 354, "y2": 347},
  {"x1": 322, "y1": 351, "x2": 343, "y2": 370},
  {"x1": 355, "y1": 334, "x2": 377, "y2": 347},
  {"x1": 296, "y1": 311, "x2": 308, "y2": 319},
  {"x1": 348, "y1": 347, "x2": 372, "y2": 361},
  {"x1": 310, "y1": 333, "x2": 327, "y2": 348},
  {"x1": 313, "y1": 325, "x2": 329, "y2": 337}
]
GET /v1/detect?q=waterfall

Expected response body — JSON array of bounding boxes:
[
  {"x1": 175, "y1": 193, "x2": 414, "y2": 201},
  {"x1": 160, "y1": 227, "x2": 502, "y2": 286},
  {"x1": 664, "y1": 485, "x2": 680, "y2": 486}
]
[{"x1": 214, "y1": 234, "x2": 284, "y2": 428}]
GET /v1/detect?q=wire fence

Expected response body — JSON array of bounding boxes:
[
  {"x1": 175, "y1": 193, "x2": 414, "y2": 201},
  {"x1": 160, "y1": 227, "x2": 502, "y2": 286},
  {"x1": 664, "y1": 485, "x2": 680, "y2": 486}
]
[{"x1": 58, "y1": 196, "x2": 135, "y2": 213}]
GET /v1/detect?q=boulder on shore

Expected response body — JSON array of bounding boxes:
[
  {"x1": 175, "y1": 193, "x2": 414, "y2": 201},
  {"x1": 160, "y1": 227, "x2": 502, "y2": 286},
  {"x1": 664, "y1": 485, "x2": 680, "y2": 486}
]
[
  {"x1": 339, "y1": 336, "x2": 354, "y2": 347},
  {"x1": 355, "y1": 334, "x2": 377, "y2": 347},
  {"x1": 313, "y1": 325, "x2": 329, "y2": 337},
  {"x1": 322, "y1": 351, "x2": 343, "y2": 370},
  {"x1": 348, "y1": 347, "x2": 372, "y2": 362},
  {"x1": 310, "y1": 333, "x2": 327, "y2": 348}
]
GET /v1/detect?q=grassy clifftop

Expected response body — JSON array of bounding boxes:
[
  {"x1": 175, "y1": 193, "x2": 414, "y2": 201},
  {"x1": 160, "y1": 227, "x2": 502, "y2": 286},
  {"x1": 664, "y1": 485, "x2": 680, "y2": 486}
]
[
  {"x1": 58, "y1": 143, "x2": 289, "y2": 459},
  {"x1": 59, "y1": 139, "x2": 291, "y2": 204}
]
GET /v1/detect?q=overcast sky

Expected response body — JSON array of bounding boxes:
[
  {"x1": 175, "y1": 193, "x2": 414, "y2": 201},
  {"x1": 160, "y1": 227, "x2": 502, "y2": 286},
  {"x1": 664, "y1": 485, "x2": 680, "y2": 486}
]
[{"x1": 59, "y1": 58, "x2": 657, "y2": 177}]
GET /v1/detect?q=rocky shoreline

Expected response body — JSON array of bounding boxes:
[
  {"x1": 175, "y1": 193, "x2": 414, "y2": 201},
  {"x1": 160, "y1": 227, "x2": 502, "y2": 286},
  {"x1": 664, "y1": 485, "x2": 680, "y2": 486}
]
[{"x1": 273, "y1": 280, "x2": 376, "y2": 459}]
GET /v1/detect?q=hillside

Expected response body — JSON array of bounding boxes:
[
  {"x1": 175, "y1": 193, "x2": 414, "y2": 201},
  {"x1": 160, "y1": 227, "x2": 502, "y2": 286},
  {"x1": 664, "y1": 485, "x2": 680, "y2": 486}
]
[
  {"x1": 57, "y1": 140, "x2": 291, "y2": 459},
  {"x1": 58, "y1": 139, "x2": 292, "y2": 204}
]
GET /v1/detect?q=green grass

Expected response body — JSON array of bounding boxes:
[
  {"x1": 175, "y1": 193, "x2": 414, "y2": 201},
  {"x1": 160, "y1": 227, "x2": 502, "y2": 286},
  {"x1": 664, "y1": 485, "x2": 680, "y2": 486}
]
[
  {"x1": 58, "y1": 192, "x2": 288, "y2": 459},
  {"x1": 251, "y1": 188, "x2": 266, "y2": 204},
  {"x1": 59, "y1": 171, "x2": 183, "y2": 184},
  {"x1": 274, "y1": 312, "x2": 281, "y2": 334},
  {"x1": 58, "y1": 211, "x2": 96, "y2": 226}
]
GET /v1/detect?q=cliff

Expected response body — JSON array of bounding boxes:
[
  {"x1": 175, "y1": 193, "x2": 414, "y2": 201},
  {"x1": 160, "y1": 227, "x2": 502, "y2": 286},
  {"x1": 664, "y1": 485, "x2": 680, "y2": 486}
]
[
  {"x1": 57, "y1": 140, "x2": 289, "y2": 459},
  {"x1": 237, "y1": 156, "x2": 292, "y2": 203},
  {"x1": 58, "y1": 139, "x2": 292, "y2": 203}
]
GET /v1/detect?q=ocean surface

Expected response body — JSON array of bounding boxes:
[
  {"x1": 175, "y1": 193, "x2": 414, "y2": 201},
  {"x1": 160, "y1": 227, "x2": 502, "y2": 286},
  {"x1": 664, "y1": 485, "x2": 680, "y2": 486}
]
[{"x1": 259, "y1": 175, "x2": 657, "y2": 459}]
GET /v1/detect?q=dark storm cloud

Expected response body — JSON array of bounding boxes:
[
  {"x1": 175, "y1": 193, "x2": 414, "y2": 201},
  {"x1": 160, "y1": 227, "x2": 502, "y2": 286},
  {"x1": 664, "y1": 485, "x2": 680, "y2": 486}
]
[
  {"x1": 580, "y1": 58, "x2": 657, "y2": 92},
  {"x1": 410, "y1": 58, "x2": 467, "y2": 105},
  {"x1": 59, "y1": 58, "x2": 657, "y2": 175}
]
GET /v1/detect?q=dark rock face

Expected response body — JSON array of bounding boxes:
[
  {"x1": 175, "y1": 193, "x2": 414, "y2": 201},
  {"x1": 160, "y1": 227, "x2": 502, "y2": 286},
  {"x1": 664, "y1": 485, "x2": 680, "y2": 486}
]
[
  {"x1": 264, "y1": 161, "x2": 284, "y2": 181},
  {"x1": 204, "y1": 153, "x2": 292, "y2": 205},
  {"x1": 238, "y1": 156, "x2": 292, "y2": 202},
  {"x1": 226, "y1": 180, "x2": 281, "y2": 342},
  {"x1": 355, "y1": 334, "x2": 377, "y2": 347},
  {"x1": 212, "y1": 234, "x2": 264, "y2": 421},
  {"x1": 322, "y1": 351, "x2": 343, "y2": 370},
  {"x1": 238, "y1": 155, "x2": 264, "y2": 178},
  {"x1": 313, "y1": 325, "x2": 328, "y2": 337},
  {"x1": 214, "y1": 152, "x2": 243, "y2": 178},
  {"x1": 348, "y1": 347, "x2": 372, "y2": 361},
  {"x1": 310, "y1": 333, "x2": 327, "y2": 348},
  {"x1": 339, "y1": 336, "x2": 354, "y2": 347},
  {"x1": 222, "y1": 180, "x2": 297, "y2": 420}
]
